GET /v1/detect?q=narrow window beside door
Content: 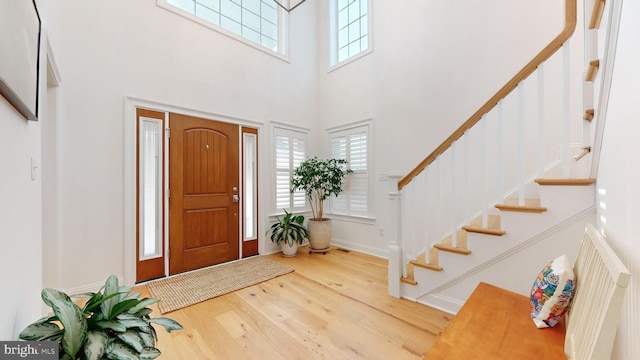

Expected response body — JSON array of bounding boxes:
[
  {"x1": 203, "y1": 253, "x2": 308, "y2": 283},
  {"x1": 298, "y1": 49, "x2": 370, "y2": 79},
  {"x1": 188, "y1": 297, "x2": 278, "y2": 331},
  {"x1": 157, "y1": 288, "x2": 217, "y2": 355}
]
[
  {"x1": 243, "y1": 131, "x2": 258, "y2": 240},
  {"x1": 139, "y1": 117, "x2": 163, "y2": 260}
]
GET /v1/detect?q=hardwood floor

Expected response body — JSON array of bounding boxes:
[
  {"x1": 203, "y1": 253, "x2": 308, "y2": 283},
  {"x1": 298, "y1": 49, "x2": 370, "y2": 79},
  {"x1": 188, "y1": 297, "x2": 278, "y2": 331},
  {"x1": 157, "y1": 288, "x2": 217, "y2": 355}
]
[{"x1": 140, "y1": 246, "x2": 452, "y2": 359}]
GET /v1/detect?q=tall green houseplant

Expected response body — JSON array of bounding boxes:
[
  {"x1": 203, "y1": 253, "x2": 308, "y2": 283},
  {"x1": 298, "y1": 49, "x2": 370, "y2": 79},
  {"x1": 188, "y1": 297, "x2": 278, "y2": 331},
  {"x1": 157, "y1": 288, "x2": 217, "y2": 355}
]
[
  {"x1": 290, "y1": 157, "x2": 352, "y2": 251},
  {"x1": 290, "y1": 157, "x2": 352, "y2": 221}
]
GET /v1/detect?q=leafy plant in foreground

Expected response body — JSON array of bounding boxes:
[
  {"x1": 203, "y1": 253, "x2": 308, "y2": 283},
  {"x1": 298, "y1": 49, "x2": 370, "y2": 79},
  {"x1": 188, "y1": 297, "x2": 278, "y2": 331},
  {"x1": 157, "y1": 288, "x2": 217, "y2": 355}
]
[{"x1": 19, "y1": 274, "x2": 182, "y2": 360}]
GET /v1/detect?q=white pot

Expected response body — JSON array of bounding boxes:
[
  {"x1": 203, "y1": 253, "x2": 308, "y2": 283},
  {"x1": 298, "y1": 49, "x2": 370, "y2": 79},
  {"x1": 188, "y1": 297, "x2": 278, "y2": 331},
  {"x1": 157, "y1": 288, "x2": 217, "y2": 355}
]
[
  {"x1": 280, "y1": 241, "x2": 299, "y2": 257},
  {"x1": 307, "y1": 218, "x2": 332, "y2": 250}
]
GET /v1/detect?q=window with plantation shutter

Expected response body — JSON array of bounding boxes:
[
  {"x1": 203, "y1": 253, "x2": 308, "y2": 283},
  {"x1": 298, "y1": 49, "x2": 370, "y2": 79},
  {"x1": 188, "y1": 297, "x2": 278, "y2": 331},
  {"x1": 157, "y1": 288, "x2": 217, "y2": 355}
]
[
  {"x1": 328, "y1": 122, "x2": 371, "y2": 217},
  {"x1": 274, "y1": 126, "x2": 307, "y2": 214}
]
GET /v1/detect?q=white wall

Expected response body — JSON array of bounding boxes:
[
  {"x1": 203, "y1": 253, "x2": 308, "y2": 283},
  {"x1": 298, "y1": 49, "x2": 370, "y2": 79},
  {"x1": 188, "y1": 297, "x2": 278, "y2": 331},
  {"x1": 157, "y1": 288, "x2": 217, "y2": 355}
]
[
  {"x1": 315, "y1": 0, "x2": 581, "y2": 256},
  {"x1": 50, "y1": 0, "x2": 587, "y2": 289},
  {"x1": 595, "y1": 1, "x2": 640, "y2": 357},
  {"x1": 0, "y1": 0, "x2": 63, "y2": 339},
  {"x1": 55, "y1": 0, "x2": 318, "y2": 290},
  {"x1": 0, "y1": 95, "x2": 42, "y2": 340}
]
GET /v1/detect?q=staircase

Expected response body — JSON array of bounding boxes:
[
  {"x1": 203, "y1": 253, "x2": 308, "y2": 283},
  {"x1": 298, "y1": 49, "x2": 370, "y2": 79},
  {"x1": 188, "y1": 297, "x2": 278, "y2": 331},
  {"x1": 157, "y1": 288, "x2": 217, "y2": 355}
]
[{"x1": 388, "y1": 0, "x2": 613, "y2": 314}]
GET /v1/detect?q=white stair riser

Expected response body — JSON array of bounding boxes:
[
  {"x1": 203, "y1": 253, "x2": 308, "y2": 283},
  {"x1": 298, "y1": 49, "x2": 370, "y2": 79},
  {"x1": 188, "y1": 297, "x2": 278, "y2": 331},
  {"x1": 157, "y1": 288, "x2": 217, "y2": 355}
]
[{"x1": 404, "y1": 185, "x2": 595, "y2": 306}]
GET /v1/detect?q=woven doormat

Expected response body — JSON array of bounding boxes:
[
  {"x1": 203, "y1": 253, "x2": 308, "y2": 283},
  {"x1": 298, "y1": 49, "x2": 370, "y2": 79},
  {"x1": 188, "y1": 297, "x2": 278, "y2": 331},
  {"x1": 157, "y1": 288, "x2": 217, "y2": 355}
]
[{"x1": 146, "y1": 256, "x2": 293, "y2": 314}]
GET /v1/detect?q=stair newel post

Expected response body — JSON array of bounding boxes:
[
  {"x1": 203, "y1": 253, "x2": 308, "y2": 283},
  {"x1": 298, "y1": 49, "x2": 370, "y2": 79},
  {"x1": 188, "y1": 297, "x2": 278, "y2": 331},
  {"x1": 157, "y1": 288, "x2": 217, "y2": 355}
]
[{"x1": 388, "y1": 172, "x2": 403, "y2": 298}]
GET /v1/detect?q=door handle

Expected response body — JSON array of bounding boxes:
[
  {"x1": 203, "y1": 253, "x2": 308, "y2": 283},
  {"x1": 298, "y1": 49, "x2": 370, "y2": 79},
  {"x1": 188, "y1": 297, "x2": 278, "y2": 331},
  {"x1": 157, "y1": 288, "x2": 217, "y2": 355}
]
[{"x1": 232, "y1": 195, "x2": 240, "y2": 203}]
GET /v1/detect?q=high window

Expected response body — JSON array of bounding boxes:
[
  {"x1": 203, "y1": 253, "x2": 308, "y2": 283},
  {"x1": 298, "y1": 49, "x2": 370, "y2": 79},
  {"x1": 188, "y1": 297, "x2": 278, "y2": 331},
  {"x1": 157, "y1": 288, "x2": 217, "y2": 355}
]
[
  {"x1": 160, "y1": 0, "x2": 285, "y2": 56},
  {"x1": 328, "y1": 121, "x2": 371, "y2": 217},
  {"x1": 330, "y1": 0, "x2": 371, "y2": 67},
  {"x1": 274, "y1": 126, "x2": 308, "y2": 213}
]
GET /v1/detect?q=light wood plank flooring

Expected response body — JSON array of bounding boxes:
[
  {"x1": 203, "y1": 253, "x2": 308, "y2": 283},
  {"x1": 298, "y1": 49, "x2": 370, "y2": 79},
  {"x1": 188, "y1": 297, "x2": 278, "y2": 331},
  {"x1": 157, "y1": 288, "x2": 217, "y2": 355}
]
[{"x1": 140, "y1": 246, "x2": 452, "y2": 359}]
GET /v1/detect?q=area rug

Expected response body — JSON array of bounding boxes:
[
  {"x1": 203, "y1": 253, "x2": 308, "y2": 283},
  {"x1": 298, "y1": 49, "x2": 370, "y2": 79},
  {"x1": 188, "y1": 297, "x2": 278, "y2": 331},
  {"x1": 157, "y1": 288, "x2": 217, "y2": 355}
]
[{"x1": 146, "y1": 256, "x2": 293, "y2": 314}]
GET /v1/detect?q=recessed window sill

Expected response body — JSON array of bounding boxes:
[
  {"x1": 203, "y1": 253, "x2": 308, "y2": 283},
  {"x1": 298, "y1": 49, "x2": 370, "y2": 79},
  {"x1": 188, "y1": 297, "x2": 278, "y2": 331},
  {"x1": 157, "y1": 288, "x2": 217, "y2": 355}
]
[{"x1": 328, "y1": 48, "x2": 373, "y2": 74}]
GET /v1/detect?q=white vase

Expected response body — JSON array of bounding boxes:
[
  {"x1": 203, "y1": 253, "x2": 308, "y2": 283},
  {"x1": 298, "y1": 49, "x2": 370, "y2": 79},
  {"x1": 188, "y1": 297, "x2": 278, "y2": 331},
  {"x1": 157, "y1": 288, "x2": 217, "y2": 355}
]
[
  {"x1": 307, "y1": 218, "x2": 332, "y2": 250},
  {"x1": 280, "y1": 241, "x2": 299, "y2": 257}
]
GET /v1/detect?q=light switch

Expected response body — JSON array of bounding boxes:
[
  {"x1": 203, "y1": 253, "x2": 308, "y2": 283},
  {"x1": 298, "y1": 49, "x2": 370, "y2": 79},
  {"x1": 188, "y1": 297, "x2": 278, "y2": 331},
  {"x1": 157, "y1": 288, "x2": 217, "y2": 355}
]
[{"x1": 31, "y1": 157, "x2": 38, "y2": 181}]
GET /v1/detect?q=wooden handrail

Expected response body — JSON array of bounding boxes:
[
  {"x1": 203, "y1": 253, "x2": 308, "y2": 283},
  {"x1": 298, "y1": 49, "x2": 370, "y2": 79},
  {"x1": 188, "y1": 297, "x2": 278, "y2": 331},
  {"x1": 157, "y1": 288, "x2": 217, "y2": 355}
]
[{"x1": 398, "y1": 0, "x2": 577, "y2": 190}]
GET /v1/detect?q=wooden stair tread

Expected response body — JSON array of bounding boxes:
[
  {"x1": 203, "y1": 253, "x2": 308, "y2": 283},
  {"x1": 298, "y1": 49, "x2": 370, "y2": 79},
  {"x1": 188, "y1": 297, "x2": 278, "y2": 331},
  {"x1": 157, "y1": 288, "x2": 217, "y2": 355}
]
[
  {"x1": 535, "y1": 178, "x2": 596, "y2": 186},
  {"x1": 434, "y1": 244, "x2": 471, "y2": 255},
  {"x1": 575, "y1": 147, "x2": 591, "y2": 161},
  {"x1": 589, "y1": 0, "x2": 606, "y2": 29},
  {"x1": 585, "y1": 59, "x2": 600, "y2": 82},
  {"x1": 583, "y1": 108, "x2": 595, "y2": 122},
  {"x1": 462, "y1": 214, "x2": 506, "y2": 236},
  {"x1": 495, "y1": 198, "x2": 547, "y2": 213},
  {"x1": 462, "y1": 226, "x2": 507, "y2": 236},
  {"x1": 401, "y1": 277, "x2": 417, "y2": 285},
  {"x1": 410, "y1": 260, "x2": 443, "y2": 272},
  {"x1": 438, "y1": 230, "x2": 469, "y2": 253}
]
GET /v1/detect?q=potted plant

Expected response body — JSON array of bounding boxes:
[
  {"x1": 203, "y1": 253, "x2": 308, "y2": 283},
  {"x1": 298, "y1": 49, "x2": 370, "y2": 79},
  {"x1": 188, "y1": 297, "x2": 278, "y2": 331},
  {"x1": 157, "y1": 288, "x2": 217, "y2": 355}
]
[
  {"x1": 19, "y1": 274, "x2": 182, "y2": 360},
  {"x1": 266, "y1": 210, "x2": 308, "y2": 257},
  {"x1": 290, "y1": 157, "x2": 352, "y2": 251}
]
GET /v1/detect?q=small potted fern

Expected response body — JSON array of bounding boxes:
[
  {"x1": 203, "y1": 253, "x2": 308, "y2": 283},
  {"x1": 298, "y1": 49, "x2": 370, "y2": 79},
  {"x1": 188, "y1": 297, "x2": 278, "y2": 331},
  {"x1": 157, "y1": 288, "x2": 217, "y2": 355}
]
[
  {"x1": 19, "y1": 274, "x2": 182, "y2": 359},
  {"x1": 266, "y1": 210, "x2": 308, "y2": 257}
]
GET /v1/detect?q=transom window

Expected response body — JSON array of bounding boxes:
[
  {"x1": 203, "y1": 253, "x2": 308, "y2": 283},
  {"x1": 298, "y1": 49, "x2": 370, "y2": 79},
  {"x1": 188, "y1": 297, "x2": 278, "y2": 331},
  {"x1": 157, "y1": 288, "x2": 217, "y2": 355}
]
[
  {"x1": 160, "y1": 0, "x2": 284, "y2": 55},
  {"x1": 331, "y1": 0, "x2": 371, "y2": 67}
]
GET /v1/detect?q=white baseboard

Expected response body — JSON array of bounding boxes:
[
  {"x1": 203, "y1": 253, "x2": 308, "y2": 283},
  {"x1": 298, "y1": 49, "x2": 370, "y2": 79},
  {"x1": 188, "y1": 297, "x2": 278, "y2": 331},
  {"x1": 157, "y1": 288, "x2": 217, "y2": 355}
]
[
  {"x1": 329, "y1": 238, "x2": 387, "y2": 259},
  {"x1": 417, "y1": 293, "x2": 463, "y2": 315},
  {"x1": 63, "y1": 281, "x2": 104, "y2": 296}
]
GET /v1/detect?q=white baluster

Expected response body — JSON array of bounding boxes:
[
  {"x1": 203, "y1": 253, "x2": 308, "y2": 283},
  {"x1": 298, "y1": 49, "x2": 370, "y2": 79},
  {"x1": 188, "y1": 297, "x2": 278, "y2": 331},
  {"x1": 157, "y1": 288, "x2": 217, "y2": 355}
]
[
  {"x1": 563, "y1": 41, "x2": 571, "y2": 177},
  {"x1": 451, "y1": 142, "x2": 457, "y2": 247},
  {"x1": 518, "y1": 82, "x2": 526, "y2": 206},
  {"x1": 538, "y1": 63, "x2": 545, "y2": 178},
  {"x1": 481, "y1": 115, "x2": 488, "y2": 228},
  {"x1": 434, "y1": 157, "x2": 441, "y2": 254},
  {"x1": 406, "y1": 181, "x2": 415, "y2": 262},
  {"x1": 497, "y1": 101, "x2": 504, "y2": 204},
  {"x1": 423, "y1": 168, "x2": 430, "y2": 258}
]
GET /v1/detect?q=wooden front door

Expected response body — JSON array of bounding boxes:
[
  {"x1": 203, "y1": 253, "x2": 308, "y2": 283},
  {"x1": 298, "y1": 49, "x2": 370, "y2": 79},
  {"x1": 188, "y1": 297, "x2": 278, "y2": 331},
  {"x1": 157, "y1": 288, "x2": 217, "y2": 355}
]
[{"x1": 169, "y1": 113, "x2": 240, "y2": 275}]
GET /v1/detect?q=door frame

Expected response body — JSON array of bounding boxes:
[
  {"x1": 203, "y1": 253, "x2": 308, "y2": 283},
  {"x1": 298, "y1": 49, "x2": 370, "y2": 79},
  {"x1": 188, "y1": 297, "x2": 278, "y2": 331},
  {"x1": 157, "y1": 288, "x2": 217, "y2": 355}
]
[{"x1": 123, "y1": 97, "x2": 264, "y2": 284}]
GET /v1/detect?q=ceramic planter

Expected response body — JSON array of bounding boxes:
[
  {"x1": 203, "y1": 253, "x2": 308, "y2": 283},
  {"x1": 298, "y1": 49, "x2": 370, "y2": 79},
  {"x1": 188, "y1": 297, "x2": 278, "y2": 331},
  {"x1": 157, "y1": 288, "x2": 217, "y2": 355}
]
[
  {"x1": 307, "y1": 218, "x2": 332, "y2": 250},
  {"x1": 280, "y1": 241, "x2": 299, "y2": 257}
]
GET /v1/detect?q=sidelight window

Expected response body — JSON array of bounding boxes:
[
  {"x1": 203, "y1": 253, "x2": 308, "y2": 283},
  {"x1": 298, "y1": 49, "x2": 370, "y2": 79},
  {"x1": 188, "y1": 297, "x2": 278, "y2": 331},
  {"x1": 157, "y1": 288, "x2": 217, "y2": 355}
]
[{"x1": 138, "y1": 117, "x2": 164, "y2": 260}]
